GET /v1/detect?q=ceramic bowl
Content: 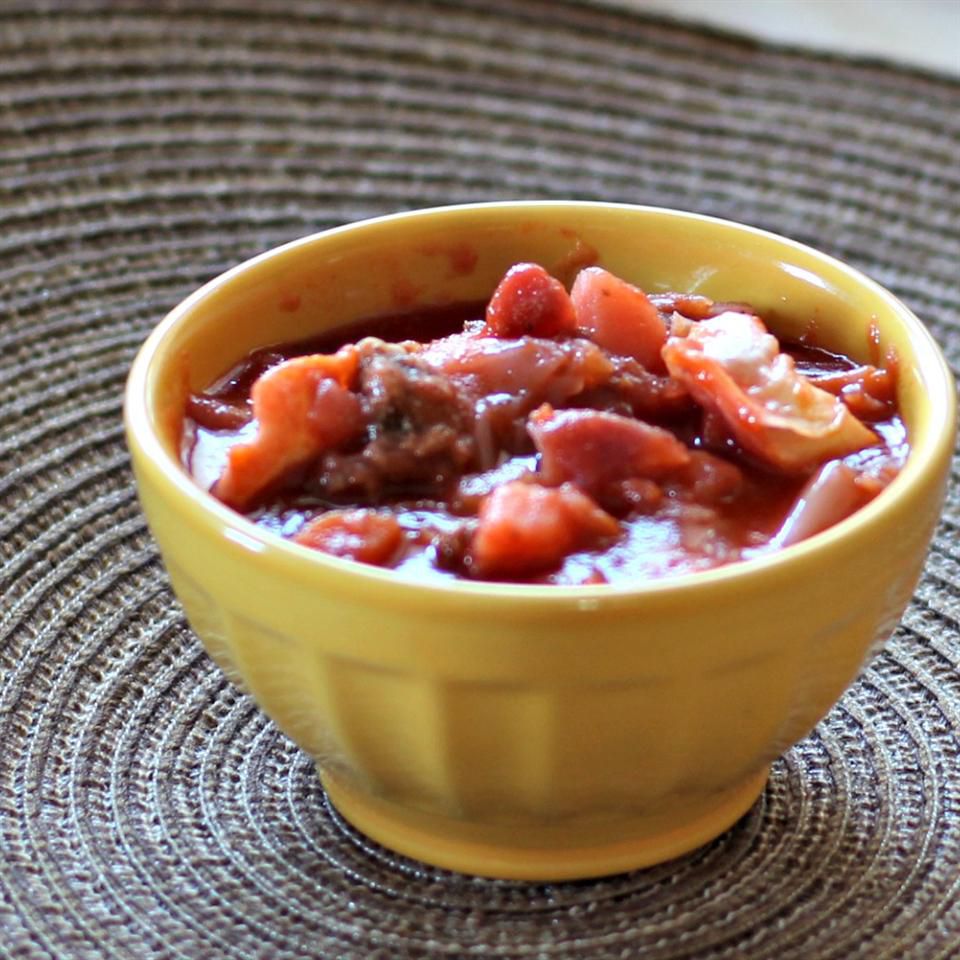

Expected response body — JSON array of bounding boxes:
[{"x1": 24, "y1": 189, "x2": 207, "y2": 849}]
[{"x1": 124, "y1": 202, "x2": 955, "y2": 879}]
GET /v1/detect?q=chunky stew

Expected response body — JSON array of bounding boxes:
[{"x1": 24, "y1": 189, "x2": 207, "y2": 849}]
[{"x1": 182, "y1": 264, "x2": 906, "y2": 585}]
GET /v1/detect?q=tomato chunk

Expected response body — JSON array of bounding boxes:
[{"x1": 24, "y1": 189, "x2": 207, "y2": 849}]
[
  {"x1": 528, "y1": 405, "x2": 690, "y2": 493},
  {"x1": 570, "y1": 267, "x2": 667, "y2": 370},
  {"x1": 469, "y1": 481, "x2": 620, "y2": 579},
  {"x1": 294, "y1": 509, "x2": 404, "y2": 566},
  {"x1": 215, "y1": 348, "x2": 363, "y2": 508},
  {"x1": 483, "y1": 262, "x2": 577, "y2": 338}
]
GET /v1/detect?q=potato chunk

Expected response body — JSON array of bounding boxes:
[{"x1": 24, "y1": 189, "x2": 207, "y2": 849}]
[
  {"x1": 571, "y1": 266, "x2": 667, "y2": 370},
  {"x1": 469, "y1": 481, "x2": 620, "y2": 579}
]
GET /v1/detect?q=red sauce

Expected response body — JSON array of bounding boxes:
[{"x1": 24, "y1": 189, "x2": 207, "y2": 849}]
[{"x1": 182, "y1": 264, "x2": 906, "y2": 585}]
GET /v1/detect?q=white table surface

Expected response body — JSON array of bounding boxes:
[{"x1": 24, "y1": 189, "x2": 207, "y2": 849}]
[{"x1": 603, "y1": 0, "x2": 960, "y2": 76}]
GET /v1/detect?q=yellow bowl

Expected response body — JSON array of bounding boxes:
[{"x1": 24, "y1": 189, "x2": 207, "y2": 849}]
[{"x1": 124, "y1": 202, "x2": 956, "y2": 880}]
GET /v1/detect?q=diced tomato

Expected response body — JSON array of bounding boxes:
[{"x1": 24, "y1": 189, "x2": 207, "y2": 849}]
[
  {"x1": 294, "y1": 509, "x2": 404, "y2": 566},
  {"x1": 469, "y1": 481, "x2": 620, "y2": 579},
  {"x1": 528, "y1": 405, "x2": 690, "y2": 493},
  {"x1": 215, "y1": 348, "x2": 364, "y2": 508},
  {"x1": 483, "y1": 263, "x2": 577, "y2": 338},
  {"x1": 570, "y1": 267, "x2": 667, "y2": 370}
]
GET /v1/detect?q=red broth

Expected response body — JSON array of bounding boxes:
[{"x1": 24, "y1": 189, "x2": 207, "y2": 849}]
[{"x1": 182, "y1": 264, "x2": 906, "y2": 585}]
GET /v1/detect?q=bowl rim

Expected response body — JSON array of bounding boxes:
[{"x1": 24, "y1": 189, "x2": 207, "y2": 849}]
[{"x1": 124, "y1": 200, "x2": 957, "y2": 605}]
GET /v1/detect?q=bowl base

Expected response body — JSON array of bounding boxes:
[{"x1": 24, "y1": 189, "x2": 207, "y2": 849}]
[{"x1": 319, "y1": 766, "x2": 769, "y2": 881}]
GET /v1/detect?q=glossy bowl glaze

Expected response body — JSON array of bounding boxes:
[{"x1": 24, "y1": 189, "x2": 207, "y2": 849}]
[{"x1": 125, "y1": 203, "x2": 956, "y2": 880}]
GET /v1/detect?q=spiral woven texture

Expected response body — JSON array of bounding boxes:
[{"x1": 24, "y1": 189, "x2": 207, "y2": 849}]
[{"x1": 1, "y1": 2, "x2": 958, "y2": 958}]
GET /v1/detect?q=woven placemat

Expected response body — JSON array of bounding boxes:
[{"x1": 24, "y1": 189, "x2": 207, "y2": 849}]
[{"x1": 1, "y1": 2, "x2": 958, "y2": 958}]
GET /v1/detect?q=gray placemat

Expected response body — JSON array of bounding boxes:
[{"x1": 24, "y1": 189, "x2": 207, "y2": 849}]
[{"x1": 1, "y1": 2, "x2": 958, "y2": 958}]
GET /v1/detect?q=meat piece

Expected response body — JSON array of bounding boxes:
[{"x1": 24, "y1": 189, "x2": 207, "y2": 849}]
[
  {"x1": 215, "y1": 348, "x2": 364, "y2": 508},
  {"x1": 318, "y1": 425, "x2": 475, "y2": 501},
  {"x1": 570, "y1": 267, "x2": 667, "y2": 370},
  {"x1": 576, "y1": 354, "x2": 693, "y2": 420},
  {"x1": 483, "y1": 262, "x2": 577, "y2": 338},
  {"x1": 469, "y1": 481, "x2": 620, "y2": 579},
  {"x1": 294, "y1": 509, "x2": 404, "y2": 566},
  {"x1": 356, "y1": 339, "x2": 461, "y2": 428},
  {"x1": 528, "y1": 405, "x2": 690, "y2": 494},
  {"x1": 662, "y1": 312, "x2": 878, "y2": 474},
  {"x1": 310, "y1": 340, "x2": 475, "y2": 499}
]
